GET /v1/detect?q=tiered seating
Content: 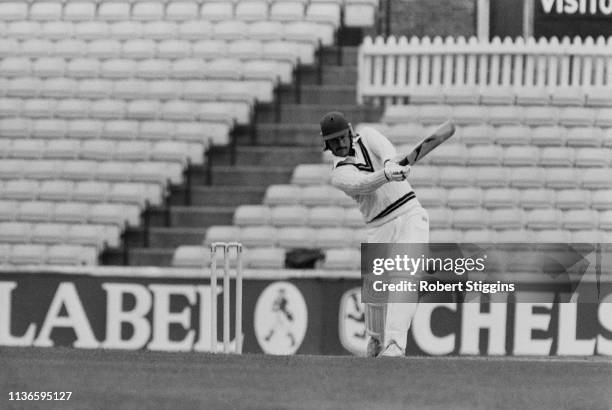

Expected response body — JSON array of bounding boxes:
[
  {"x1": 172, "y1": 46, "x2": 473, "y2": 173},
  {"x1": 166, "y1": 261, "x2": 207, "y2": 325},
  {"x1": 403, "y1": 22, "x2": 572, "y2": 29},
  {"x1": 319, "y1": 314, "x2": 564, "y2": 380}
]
[
  {"x1": 172, "y1": 85, "x2": 612, "y2": 269},
  {"x1": 0, "y1": 0, "x2": 363, "y2": 266}
]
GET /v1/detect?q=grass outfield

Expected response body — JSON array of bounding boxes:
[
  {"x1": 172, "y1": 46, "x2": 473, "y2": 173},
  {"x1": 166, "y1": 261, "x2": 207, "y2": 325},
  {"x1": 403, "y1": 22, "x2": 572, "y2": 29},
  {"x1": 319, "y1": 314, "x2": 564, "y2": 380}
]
[{"x1": 0, "y1": 348, "x2": 610, "y2": 410}]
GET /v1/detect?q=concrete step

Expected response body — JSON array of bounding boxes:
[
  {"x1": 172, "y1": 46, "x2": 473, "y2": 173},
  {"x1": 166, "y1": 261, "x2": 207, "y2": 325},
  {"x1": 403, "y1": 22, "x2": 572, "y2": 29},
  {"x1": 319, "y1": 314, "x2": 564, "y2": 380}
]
[
  {"x1": 170, "y1": 185, "x2": 265, "y2": 206},
  {"x1": 256, "y1": 104, "x2": 383, "y2": 124},
  {"x1": 208, "y1": 145, "x2": 323, "y2": 167},
  {"x1": 278, "y1": 85, "x2": 357, "y2": 105},
  {"x1": 171, "y1": 205, "x2": 235, "y2": 227},
  {"x1": 127, "y1": 248, "x2": 174, "y2": 266},
  {"x1": 147, "y1": 227, "x2": 207, "y2": 248},
  {"x1": 320, "y1": 46, "x2": 359, "y2": 66},
  {"x1": 211, "y1": 165, "x2": 293, "y2": 185},
  {"x1": 296, "y1": 65, "x2": 358, "y2": 85},
  {"x1": 245, "y1": 123, "x2": 321, "y2": 146}
]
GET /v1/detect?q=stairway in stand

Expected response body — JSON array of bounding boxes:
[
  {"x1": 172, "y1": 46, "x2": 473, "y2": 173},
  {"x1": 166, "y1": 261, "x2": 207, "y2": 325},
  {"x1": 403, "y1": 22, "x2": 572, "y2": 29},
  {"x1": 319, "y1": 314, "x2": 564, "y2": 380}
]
[{"x1": 101, "y1": 36, "x2": 382, "y2": 266}]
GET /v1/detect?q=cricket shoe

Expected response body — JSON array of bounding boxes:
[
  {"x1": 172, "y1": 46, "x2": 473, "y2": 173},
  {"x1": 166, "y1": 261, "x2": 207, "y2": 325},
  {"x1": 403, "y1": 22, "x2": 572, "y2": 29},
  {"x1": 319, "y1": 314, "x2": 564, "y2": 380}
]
[{"x1": 377, "y1": 341, "x2": 405, "y2": 358}]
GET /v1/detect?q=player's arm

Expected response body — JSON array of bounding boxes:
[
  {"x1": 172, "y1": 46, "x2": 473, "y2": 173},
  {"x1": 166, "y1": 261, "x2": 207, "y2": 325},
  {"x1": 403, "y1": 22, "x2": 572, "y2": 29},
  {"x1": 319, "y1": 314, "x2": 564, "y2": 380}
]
[
  {"x1": 360, "y1": 127, "x2": 398, "y2": 165},
  {"x1": 331, "y1": 163, "x2": 407, "y2": 196}
]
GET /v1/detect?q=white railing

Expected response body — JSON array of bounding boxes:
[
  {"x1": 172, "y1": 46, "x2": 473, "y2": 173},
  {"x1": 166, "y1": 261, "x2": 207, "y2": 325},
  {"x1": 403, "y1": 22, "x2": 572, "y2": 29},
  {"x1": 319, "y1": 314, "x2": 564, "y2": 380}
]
[{"x1": 357, "y1": 36, "x2": 612, "y2": 104}]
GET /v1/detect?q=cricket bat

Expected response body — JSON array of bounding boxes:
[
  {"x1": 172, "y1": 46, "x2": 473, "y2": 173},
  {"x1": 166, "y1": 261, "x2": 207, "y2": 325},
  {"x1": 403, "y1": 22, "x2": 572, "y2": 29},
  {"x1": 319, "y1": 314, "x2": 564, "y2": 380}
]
[{"x1": 398, "y1": 120, "x2": 456, "y2": 166}]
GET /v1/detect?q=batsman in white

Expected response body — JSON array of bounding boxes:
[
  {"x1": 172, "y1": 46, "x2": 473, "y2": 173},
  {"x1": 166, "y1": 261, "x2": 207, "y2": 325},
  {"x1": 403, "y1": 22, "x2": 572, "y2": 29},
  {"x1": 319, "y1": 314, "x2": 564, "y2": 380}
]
[{"x1": 320, "y1": 111, "x2": 429, "y2": 357}]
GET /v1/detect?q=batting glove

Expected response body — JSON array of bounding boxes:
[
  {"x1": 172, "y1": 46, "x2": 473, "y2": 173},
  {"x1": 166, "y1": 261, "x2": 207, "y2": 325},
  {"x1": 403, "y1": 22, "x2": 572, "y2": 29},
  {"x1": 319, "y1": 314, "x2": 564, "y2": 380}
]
[{"x1": 384, "y1": 162, "x2": 410, "y2": 181}]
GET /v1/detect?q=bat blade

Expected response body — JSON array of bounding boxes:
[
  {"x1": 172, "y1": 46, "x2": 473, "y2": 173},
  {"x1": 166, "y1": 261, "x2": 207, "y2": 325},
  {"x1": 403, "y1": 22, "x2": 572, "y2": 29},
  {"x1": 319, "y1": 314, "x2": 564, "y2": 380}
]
[{"x1": 399, "y1": 120, "x2": 456, "y2": 166}]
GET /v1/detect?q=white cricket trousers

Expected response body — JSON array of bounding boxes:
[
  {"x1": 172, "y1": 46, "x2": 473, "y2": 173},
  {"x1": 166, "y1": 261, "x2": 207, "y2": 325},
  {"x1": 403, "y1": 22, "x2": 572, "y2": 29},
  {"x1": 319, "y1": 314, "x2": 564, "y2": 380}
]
[{"x1": 366, "y1": 207, "x2": 429, "y2": 351}]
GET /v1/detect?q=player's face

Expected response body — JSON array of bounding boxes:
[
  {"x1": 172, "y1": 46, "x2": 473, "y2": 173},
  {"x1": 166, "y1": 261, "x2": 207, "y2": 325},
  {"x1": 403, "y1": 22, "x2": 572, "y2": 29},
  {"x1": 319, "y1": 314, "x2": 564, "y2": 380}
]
[{"x1": 327, "y1": 132, "x2": 351, "y2": 157}]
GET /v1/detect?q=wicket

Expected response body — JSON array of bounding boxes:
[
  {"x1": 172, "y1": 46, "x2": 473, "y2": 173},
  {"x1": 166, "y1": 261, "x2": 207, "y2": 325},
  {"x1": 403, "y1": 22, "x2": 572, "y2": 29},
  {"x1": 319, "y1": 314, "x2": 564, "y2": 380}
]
[{"x1": 209, "y1": 242, "x2": 243, "y2": 354}]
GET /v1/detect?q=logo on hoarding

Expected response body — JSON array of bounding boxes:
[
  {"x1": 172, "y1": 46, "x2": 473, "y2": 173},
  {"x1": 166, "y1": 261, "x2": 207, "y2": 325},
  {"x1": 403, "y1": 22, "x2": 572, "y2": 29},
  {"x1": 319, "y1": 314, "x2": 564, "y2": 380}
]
[
  {"x1": 254, "y1": 282, "x2": 307, "y2": 355},
  {"x1": 338, "y1": 288, "x2": 368, "y2": 356}
]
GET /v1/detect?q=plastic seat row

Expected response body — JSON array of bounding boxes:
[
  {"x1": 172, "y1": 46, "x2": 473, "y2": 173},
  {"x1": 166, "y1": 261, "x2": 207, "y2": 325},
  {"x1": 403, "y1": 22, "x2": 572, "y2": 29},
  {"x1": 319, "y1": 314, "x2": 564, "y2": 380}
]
[
  {"x1": 403, "y1": 86, "x2": 612, "y2": 108},
  {"x1": 427, "y1": 207, "x2": 612, "y2": 230},
  {"x1": 0, "y1": 2, "x2": 342, "y2": 27},
  {"x1": 232, "y1": 204, "x2": 612, "y2": 229},
  {"x1": 430, "y1": 228, "x2": 612, "y2": 243},
  {"x1": 0, "y1": 159, "x2": 183, "y2": 184},
  {"x1": 0, "y1": 78, "x2": 255, "y2": 110},
  {"x1": 204, "y1": 224, "x2": 367, "y2": 248},
  {"x1": 291, "y1": 164, "x2": 612, "y2": 189},
  {"x1": 0, "y1": 138, "x2": 205, "y2": 164},
  {"x1": 381, "y1": 104, "x2": 612, "y2": 128},
  {"x1": 0, "y1": 96, "x2": 264, "y2": 121},
  {"x1": 0, "y1": 243, "x2": 98, "y2": 266},
  {"x1": 234, "y1": 204, "x2": 366, "y2": 227},
  {"x1": 0, "y1": 56, "x2": 288, "y2": 86},
  {"x1": 0, "y1": 20, "x2": 334, "y2": 46},
  {"x1": 0, "y1": 118, "x2": 232, "y2": 142},
  {"x1": 1, "y1": 37, "x2": 306, "y2": 61},
  {"x1": 0, "y1": 179, "x2": 163, "y2": 208},
  {"x1": 365, "y1": 123, "x2": 612, "y2": 148},
  {"x1": 0, "y1": 221, "x2": 121, "y2": 248},
  {"x1": 0, "y1": 200, "x2": 141, "y2": 225},
  {"x1": 265, "y1": 185, "x2": 612, "y2": 210},
  {"x1": 409, "y1": 144, "x2": 611, "y2": 168}
]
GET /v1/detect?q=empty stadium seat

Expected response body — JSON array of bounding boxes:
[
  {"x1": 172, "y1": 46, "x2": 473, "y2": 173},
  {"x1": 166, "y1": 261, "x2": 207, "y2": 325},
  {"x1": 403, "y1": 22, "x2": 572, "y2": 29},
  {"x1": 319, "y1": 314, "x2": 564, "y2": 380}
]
[
  {"x1": 459, "y1": 124, "x2": 494, "y2": 145},
  {"x1": 526, "y1": 208, "x2": 562, "y2": 229},
  {"x1": 503, "y1": 146, "x2": 539, "y2": 166},
  {"x1": 122, "y1": 39, "x2": 156, "y2": 60},
  {"x1": 32, "y1": 223, "x2": 69, "y2": 244},
  {"x1": 453, "y1": 208, "x2": 487, "y2": 229},
  {"x1": 545, "y1": 167, "x2": 579, "y2": 189},
  {"x1": 482, "y1": 188, "x2": 519, "y2": 208},
  {"x1": 558, "y1": 107, "x2": 595, "y2": 127},
  {"x1": 414, "y1": 187, "x2": 446, "y2": 208},
  {"x1": 53, "y1": 201, "x2": 88, "y2": 223},
  {"x1": 10, "y1": 244, "x2": 47, "y2": 265},
  {"x1": 533, "y1": 229, "x2": 571, "y2": 243},
  {"x1": 595, "y1": 108, "x2": 612, "y2": 127},
  {"x1": 0, "y1": 221, "x2": 31, "y2": 242},
  {"x1": 430, "y1": 229, "x2": 462, "y2": 243},
  {"x1": 263, "y1": 185, "x2": 301, "y2": 206},
  {"x1": 277, "y1": 226, "x2": 316, "y2": 248},
  {"x1": 463, "y1": 229, "x2": 498, "y2": 242},
  {"x1": 551, "y1": 87, "x2": 585, "y2": 106},
  {"x1": 308, "y1": 206, "x2": 345, "y2": 227},
  {"x1": 60, "y1": 160, "x2": 98, "y2": 180},
  {"x1": 555, "y1": 189, "x2": 590, "y2": 209},
  {"x1": 41, "y1": 78, "x2": 77, "y2": 98},
  {"x1": 271, "y1": 205, "x2": 308, "y2": 226},
  {"x1": 322, "y1": 248, "x2": 360, "y2": 270},
  {"x1": 523, "y1": 107, "x2": 558, "y2": 126},
  {"x1": 312, "y1": 227, "x2": 352, "y2": 249},
  {"x1": 510, "y1": 167, "x2": 546, "y2": 188},
  {"x1": 246, "y1": 247, "x2": 285, "y2": 269},
  {"x1": 575, "y1": 148, "x2": 608, "y2": 167},
  {"x1": 428, "y1": 144, "x2": 468, "y2": 166},
  {"x1": 480, "y1": 87, "x2": 515, "y2": 105},
  {"x1": 497, "y1": 229, "x2": 534, "y2": 242},
  {"x1": 47, "y1": 244, "x2": 97, "y2": 265},
  {"x1": 571, "y1": 230, "x2": 603, "y2": 243},
  {"x1": 488, "y1": 208, "x2": 523, "y2": 230},
  {"x1": 540, "y1": 147, "x2": 574, "y2": 167},
  {"x1": 515, "y1": 87, "x2": 550, "y2": 105},
  {"x1": 562, "y1": 209, "x2": 598, "y2": 230},
  {"x1": 214, "y1": 20, "x2": 247, "y2": 40},
  {"x1": 292, "y1": 164, "x2": 330, "y2": 185},
  {"x1": 488, "y1": 105, "x2": 523, "y2": 125},
  {"x1": 446, "y1": 187, "x2": 481, "y2": 208},
  {"x1": 439, "y1": 166, "x2": 474, "y2": 187},
  {"x1": 171, "y1": 245, "x2": 206, "y2": 268},
  {"x1": 166, "y1": 2, "x2": 199, "y2": 21},
  {"x1": 428, "y1": 207, "x2": 452, "y2": 229},
  {"x1": 159, "y1": 41, "x2": 192, "y2": 59},
  {"x1": 178, "y1": 20, "x2": 213, "y2": 40},
  {"x1": 234, "y1": 205, "x2": 272, "y2": 226},
  {"x1": 468, "y1": 145, "x2": 503, "y2": 166},
  {"x1": 303, "y1": 185, "x2": 353, "y2": 207},
  {"x1": 591, "y1": 190, "x2": 612, "y2": 210},
  {"x1": 18, "y1": 201, "x2": 55, "y2": 222},
  {"x1": 452, "y1": 105, "x2": 488, "y2": 126},
  {"x1": 240, "y1": 226, "x2": 277, "y2": 247},
  {"x1": 0, "y1": 201, "x2": 18, "y2": 221},
  {"x1": 581, "y1": 168, "x2": 612, "y2": 189},
  {"x1": 203, "y1": 225, "x2": 240, "y2": 246},
  {"x1": 599, "y1": 211, "x2": 612, "y2": 230},
  {"x1": 38, "y1": 180, "x2": 74, "y2": 201}
]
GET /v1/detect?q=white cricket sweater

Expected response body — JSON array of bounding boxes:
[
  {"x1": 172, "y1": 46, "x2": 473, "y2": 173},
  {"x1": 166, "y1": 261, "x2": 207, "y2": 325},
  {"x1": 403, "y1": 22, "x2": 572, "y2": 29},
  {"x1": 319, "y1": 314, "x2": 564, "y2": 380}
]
[{"x1": 330, "y1": 127, "x2": 423, "y2": 228}]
